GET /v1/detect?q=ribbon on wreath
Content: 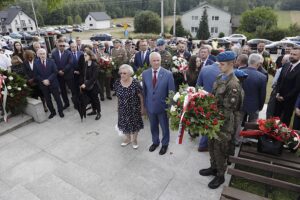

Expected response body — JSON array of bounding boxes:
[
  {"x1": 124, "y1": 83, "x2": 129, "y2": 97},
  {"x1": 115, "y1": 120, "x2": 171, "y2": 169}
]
[
  {"x1": 0, "y1": 74, "x2": 8, "y2": 122},
  {"x1": 176, "y1": 87, "x2": 208, "y2": 144}
]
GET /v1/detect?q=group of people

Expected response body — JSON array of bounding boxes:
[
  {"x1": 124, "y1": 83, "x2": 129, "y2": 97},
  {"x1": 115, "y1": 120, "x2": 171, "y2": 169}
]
[{"x1": 1, "y1": 34, "x2": 300, "y2": 190}]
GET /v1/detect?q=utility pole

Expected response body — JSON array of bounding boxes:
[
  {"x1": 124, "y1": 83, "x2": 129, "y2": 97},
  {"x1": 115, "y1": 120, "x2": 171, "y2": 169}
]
[
  {"x1": 161, "y1": 0, "x2": 164, "y2": 36},
  {"x1": 173, "y1": 0, "x2": 176, "y2": 36},
  {"x1": 30, "y1": 0, "x2": 40, "y2": 37}
]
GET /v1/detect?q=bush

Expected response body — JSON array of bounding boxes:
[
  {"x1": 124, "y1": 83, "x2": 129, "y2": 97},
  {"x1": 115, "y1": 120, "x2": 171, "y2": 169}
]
[
  {"x1": 255, "y1": 26, "x2": 287, "y2": 41},
  {"x1": 218, "y1": 32, "x2": 225, "y2": 38},
  {"x1": 134, "y1": 11, "x2": 161, "y2": 34}
]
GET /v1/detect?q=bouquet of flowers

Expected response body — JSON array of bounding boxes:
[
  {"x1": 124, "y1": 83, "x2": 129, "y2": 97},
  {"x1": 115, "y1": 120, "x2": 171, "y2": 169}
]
[
  {"x1": 133, "y1": 63, "x2": 148, "y2": 82},
  {"x1": 240, "y1": 117, "x2": 300, "y2": 154},
  {"x1": 171, "y1": 56, "x2": 189, "y2": 74},
  {"x1": 98, "y1": 56, "x2": 113, "y2": 77},
  {"x1": 0, "y1": 69, "x2": 30, "y2": 119},
  {"x1": 167, "y1": 85, "x2": 225, "y2": 144}
]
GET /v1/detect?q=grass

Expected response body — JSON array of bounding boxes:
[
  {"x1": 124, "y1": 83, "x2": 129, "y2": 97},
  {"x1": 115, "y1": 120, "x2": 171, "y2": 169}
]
[{"x1": 275, "y1": 10, "x2": 300, "y2": 29}]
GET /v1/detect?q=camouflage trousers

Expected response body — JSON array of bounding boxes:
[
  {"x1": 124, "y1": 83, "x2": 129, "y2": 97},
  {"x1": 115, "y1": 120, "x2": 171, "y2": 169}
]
[{"x1": 208, "y1": 137, "x2": 229, "y2": 176}]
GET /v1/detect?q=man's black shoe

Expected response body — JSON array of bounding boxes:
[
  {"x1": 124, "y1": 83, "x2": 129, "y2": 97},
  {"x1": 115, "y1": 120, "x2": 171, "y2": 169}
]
[
  {"x1": 63, "y1": 104, "x2": 70, "y2": 110},
  {"x1": 95, "y1": 113, "x2": 101, "y2": 120},
  {"x1": 59, "y1": 112, "x2": 64, "y2": 118},
  {"x1": 107, "y1": 97, "x2": 112, "y2": 100},
  {"x1": 199, "y1": 167, "x2": 217, "y2": 176},
  {"x1": 48, "y1": 113, "x2": 56, "y2": 119},
  {"x1": 87, "y1": 111, "x2": 96, "y2": 116},
  {"x1": 208, "y1": 176, "x2": 225, "y2": 189},
  {"x1": 149, "y1": 144, "x2": 159, "y2": 152},
  {"x1": 159, "y1": 145, "x2": 168, "y2": 155},
  {"x1": 100, "y1": 98, "x2": 105, "y2": 101}
]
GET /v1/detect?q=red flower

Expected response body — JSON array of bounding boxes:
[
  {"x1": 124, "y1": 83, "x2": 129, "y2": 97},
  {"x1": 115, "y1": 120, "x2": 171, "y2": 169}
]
[
  {"x1": 185, "y1": 120, "x2": 191, "y2": 126},
  {"x1": 198, "y1": 106, "x2": 204, "y2": 113},
  {"x1": 206, "y1": 112, "x2": 211, "y2": 119},
  {"x1": 212, "y1": 118, "x2": 218, "y2": 125},
  {"x1": 205, "y1": 125, "x2": 209, "y2": 129}
]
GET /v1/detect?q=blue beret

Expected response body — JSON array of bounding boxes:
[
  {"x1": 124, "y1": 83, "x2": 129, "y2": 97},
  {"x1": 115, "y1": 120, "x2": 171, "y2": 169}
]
[
  {"x1": 217, "y1": 51, "x2": 236, "y2": 62},
  {"x1": 156, "y1": 38, "x2": 165, "y2": 46},
  {"x1": 234, "y1": 69, "x2": 248, "y2": 78}
]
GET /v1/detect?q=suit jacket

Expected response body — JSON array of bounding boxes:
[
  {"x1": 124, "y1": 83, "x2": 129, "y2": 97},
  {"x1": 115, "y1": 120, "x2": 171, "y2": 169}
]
[
  {"x1": 142, "y1": 67, "x2": 175, "y2": 114},
  {"x1": 23, "y1": 60, "x2": 38, "y2": 82},
  {"x1": 204, "y1": 59, "x2": 214, "y2": 66},
  {"x1": 33, "y1": 58, "x2": 59, "y2": 88},
  {"x1": 133, "y1": 50, "x2": 150, "y2": 71},
  {"x1": 276, "y1": 62, "x2": 300, "y2": 102},
  {"x1": 241, "y1": 67, "x2": 267, "y2": 113},
  {"x1": 70, "y1": 51, "x2": 83, "y2": 71},
  {"x1": 51, "y1": 49, "x2": 74, "y2": 80}
]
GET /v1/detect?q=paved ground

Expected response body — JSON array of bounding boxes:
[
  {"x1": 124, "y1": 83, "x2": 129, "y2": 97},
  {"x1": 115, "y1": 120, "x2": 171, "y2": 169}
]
[{"x1": 0, "y1": 96, "x2": 236, "y2": 200}]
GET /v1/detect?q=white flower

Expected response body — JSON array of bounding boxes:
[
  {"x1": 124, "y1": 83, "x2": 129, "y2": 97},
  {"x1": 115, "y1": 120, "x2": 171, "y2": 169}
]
[
  {"x1": 133, "y1": 75, "x2": 137, "y2": 79},
  {"x1": 111, "y1": 62, "x2": 115, "y2": 65},
  {"x1": 7, "y1": 85, "x2": 12, "y2": 90},
  {"x1": 17, "y1": 87, "x2": 21, "y2": 91},
  {"x1": 294, "y1": 137, "x2": 299, "y2": 142},
  {"x1": 23, "y1": 84, "x2": 27, "y2": 87},
  {"x1": 8, "y1": 76, "x2": 13, "y2": 81},
  {"x1": 198, "y1": 89, "x2": 208, "y2": 95},
  {"x1": 170, "y1": 105, "x2": 177, "y2": 112},
  {"x1": 9, "y1": 93, "x2": 14, "y2": 97},
  {"x1": 172, "y1": 56, "x2": 177, "y2": 61},
  {"x1": 1, "y1": 91, "x2": 4, "y2": 95},
  {"x1": 186, "y1": 87, "x2": 196, "y2": 93},
  {"x1": 173, "y1": 92, "x2": 181, "y2": 102},
  {"x1": 171, "y1": 67, "x2": 178, "y2": 73},
  {"x1": 174, "y1": 60, "x2": 180, "y2": 66}
]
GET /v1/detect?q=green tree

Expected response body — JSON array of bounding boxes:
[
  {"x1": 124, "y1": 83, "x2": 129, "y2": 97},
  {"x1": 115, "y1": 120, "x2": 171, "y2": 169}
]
[
  {"x1": 239, "y1": 7, "x2": 277, "y2": 33},
  {"x1": 74, "y1": 14, "x2": 82, "y2": 24},
  {"x1": 169, "y1": 18, "x2": 189, "y2": 37},
  {"x1": 67, "y1": 16, "x2": 73, "y2": 25},
  {"x1": 196, "y1": 8, "x2": 210, "y2": 40},
  {"x1": 134, "y1": 11, "x2": 161, "y2": 34},
  {"x1": 218, "y1": 32, "x2": 225, "y2": 38}
]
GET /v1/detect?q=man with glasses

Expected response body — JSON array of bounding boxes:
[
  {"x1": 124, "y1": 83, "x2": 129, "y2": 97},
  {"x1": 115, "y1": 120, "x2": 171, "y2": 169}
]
[{"x1": 51, "y1": 39, "x2": 76, "y2": 109}]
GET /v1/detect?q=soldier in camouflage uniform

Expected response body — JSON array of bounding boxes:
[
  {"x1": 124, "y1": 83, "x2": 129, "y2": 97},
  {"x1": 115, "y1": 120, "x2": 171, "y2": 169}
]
[
  {"x1": 199, "y1": 51, "x2": 244, "y2": 189},
  {"x1": 156, "y1": 39, "x2": 172, "y2": 70},
  {"x1": 111, "y1": 39, "x2": 128, "y2": 94}
]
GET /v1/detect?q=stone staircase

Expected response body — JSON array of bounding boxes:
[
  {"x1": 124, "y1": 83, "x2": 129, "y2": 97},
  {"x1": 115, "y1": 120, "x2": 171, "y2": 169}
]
[{"x1": 0, "y1": 113, "x2": 33, "y2": 136}]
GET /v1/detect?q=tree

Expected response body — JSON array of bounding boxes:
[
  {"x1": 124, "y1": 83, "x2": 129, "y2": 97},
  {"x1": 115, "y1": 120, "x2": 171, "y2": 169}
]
[
  {"x1": 196, "y1": 8, "x2": 210, "y2": 40},
  {"x1": 67, "y1": 16, "x2": 73, "y2": 25},
  {"x1": 169, "y1": 18, "x2": 189, "y2": 37},
  {"x1": 74, "y1": 14, "x2": 82, "y2": 24},
  {"x1": 134, "y1": 11, "x2": 161, "y2": 34},
  {"x1": 239, "y1": 7, "x2": 277, "y2": 33}
]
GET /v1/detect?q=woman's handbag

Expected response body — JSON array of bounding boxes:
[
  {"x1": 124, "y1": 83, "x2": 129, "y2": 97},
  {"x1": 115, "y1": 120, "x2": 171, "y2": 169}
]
[{"x1": 257, "y1": 134, "x2": 283, "y2": 156}]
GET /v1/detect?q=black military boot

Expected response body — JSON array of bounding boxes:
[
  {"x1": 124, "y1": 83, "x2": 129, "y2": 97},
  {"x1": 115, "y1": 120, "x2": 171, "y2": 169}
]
[
  {"x1": 199, "y1": 167, "x2": 217, "y2": 176},
  {"x1": 208, "y1": 176, "x2": 225, "y2": 189}
]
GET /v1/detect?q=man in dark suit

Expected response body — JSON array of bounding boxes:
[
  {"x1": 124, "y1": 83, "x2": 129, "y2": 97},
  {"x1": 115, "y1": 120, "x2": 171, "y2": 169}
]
[
  {"x1": 51, "y1": 39, "x2": 75, "y2": 109},
  {"x1": 69, "y1": 42, "x2": 83, "y2": 96},
  {"x1": 235, "y1": 54, "x2": 248, "y2": 69},
  {"x1": 198, "y1": 46, "x2": 214, "y2": 67},
  {"x1": 176, "y1": 40, "x2": 191, "y2": 61},
  {"x1": 142, "y1": 52, "x2": 175, "y2": 155},
  {"x1": 241, "y1": 53, "x2": 267, "y2": 124},
  {"x1": 133, "y1": 39, "x2": 150, "y2": 71},
  {"x1": 34, "y1": 48, "x2": 64, "y2": 119},
  {"x1": 275, "y1": 47, "x2": 300, "y2": 126}
]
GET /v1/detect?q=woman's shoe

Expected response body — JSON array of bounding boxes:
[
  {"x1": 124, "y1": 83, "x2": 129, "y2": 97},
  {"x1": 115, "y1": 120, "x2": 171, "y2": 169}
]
[
  {"x1": 95, "y1": 113, "x2": 101, "y2": 120},
  {"x1": 121, "y1": 134, "x2": 131, "y2": 146},
  {"x1": 131, "y1": 133, "x2": 138, "y2": 149}
]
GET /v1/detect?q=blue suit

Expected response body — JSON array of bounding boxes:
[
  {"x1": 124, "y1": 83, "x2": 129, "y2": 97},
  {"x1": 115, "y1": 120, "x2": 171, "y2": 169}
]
[
  {"x1": 133, "y1": 51, "x2": 150, "y2": 71},
  {"x1": 51, "y1": 49, "x2": 76, "y2": 106},
  {"x1": 33, "y1": 59, "x2": 63, "y2": 114},
  {"x1": 71, "y1": 51, "x2": 83, "y2": 95},
  {"x1": 204, "y1": 59, "x2": 215, "y2": 67},
  {"x1": 142, "y1": 67, "x2": 175, "y2": 145},
  {"x1": 196, "y1": 62, "x2": 221, "y2": 149},
  {"x1": 241, "y1": 66, "x2": 267, "y2": 122}
]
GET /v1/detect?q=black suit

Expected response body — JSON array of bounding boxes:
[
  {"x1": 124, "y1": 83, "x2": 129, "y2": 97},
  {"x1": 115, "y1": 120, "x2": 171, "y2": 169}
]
[
  {"x1": 33, "y1": 59, "x2": 63, "y2": 114},
  {"x1": 51, "y1": 49, "x2": 76, "y2": 106},
  {"x1": 275, "y1": 62, "x2": 300, "y2": 125}
]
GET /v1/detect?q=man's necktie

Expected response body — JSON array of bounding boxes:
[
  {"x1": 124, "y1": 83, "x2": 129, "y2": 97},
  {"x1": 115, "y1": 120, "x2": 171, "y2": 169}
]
[
  {"x1": 73, "y1": 52, "x2": 77, "y2": 61},
  {"x1": 284, "y1": 64, "x2": 293, "y2": 77},
  {"x1": 42, "y1": 60, "x2": 46, "y2": 68},
  {"x1": 141, "y1": 51, "x2": 145, "y2": 63},
  {"x1": 153, "y1": 70, "x2": 157, "y2": 88}
]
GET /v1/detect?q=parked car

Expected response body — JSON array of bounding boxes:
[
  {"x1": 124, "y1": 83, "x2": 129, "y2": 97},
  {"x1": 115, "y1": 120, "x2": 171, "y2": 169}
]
[
  {"x1": 206, "y1": 38, "x2": 231, "y2": 48},
  {"x1": 281, "y1": 37, "x2": 300, "y2": 45},
  {"x1": 73, "y1": 27, "x2": 83, "y2": 32},
  {"x1": 247, "y1": 39, "x2": 273, "y2": 50},
  {"x1": 116, "y1": 23, "x2": 124, "y2": 27},
  {"x1": 19, "y1": 32, "x2": 33, "y2": 40},
  {"x1": 90, "y1": 33, "x2": 112, "y2": 41},
  {"x1": 9, "y1": 32, "x2": 22, "y2": 39},
  {"x1": 224, "y1": 34, "x2": 247, "y2": 43},
  {"x1": 59, "y1": 28, "x2": 67, "y2": 34},
  {"x1": 265, "y1": 41, "x2": 300, "y2": 54}
]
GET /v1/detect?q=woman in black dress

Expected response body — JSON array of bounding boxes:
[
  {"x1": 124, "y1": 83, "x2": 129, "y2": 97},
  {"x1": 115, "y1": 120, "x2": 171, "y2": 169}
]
[
  {"x1": 114, "y1": 64, "x2": 144, "y2": 149},
  {"x1": 186, "y1": 55, "x2": 202, "y2": 87},
  {"x1": 80, "y1": 49, "x2": 101, "y2": 120}
]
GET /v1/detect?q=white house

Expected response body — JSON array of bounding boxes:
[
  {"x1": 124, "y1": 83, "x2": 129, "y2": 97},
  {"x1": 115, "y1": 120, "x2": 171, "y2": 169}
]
[
  {"x1": 182, "y1": 2, "x2": 232, "y2": 38},
  {"x1": 0, "y1": 6, "x2": 37, "y2": 34},
  {"x1": 85, "y1": 12, "x2": 111, "y2": 30}
]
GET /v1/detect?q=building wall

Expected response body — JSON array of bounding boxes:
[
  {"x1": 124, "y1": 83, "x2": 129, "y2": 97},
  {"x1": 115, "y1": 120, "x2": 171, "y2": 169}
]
[
  {"x1": 182, "y1": 5, "x2": 231, "y2": 38},
  {"x1": 85, "y1": 15, "x2": 110, "y2": 29},
  {"x1": 7, "y1": 11, "x2": 37, "y2": 33}
]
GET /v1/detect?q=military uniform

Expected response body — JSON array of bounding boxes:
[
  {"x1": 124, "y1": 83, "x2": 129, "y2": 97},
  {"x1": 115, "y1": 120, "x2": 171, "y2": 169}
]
[
  {"x1": 159, "y1": 50, "x2": 172, "y2": 70},
  {"x1": 210, "y1": 73, "x2": 244, "y2": 176},
  {"x1": 98, "y1": 52, "x2": 112, "y2": 100},
  {"x1": 111, "y1": 47, "x2": 128, "y2": 88}
]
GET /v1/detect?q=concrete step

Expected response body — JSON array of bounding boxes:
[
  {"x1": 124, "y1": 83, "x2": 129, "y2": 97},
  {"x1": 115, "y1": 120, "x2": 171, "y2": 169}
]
[{"x1": 0, "y1": 114, "x2": 33, "y2": 136}]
